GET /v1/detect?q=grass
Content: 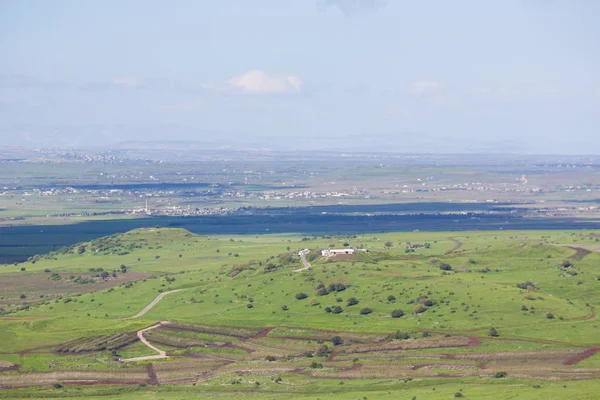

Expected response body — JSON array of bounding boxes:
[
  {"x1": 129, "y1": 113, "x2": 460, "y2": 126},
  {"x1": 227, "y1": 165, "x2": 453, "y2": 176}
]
[{"x1": 1, "y1": 227, "x2": 600, "y2": 396}]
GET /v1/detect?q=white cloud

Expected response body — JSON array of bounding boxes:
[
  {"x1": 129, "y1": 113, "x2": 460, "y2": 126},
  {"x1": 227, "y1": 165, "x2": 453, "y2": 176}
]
[
  {"x1": 113, "y1": 77, "x2": 142, "y2": 88},
  {"x1": 411, "y1": 80, "x2": 443, "y2": 96},
  {"x1": 227, "y1": 70, "x2": 302, "y2": 94}
]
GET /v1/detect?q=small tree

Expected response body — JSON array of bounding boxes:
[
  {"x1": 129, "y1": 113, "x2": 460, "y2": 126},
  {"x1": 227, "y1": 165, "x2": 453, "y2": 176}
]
[
  {"x1": 387, "y1": 295, "x2": 396, "y2": 302},
  {"x1": 489, "y1": 327, "x2": 499, "y2": 337},
  {"x1": 384, "y1": 241, "x2": 393, "y2": 249},
  {"x1": 391, "y1": 309, "x2": 405, "y2": 318},
  {"x1": 347, "y1": 297, "x2": 359, "y2": 306},
  {"x1": 295, "y1": 293, "x2": 308, "y2": 300},
  {"x1": 332, "y1": 306, "x2": 343, "y2": 314},
  {"x1": 331, "y1": 336, "x2": 344, "y2": 346},
  {"x1": 360, "y1": 307, "x2": 373, "y2": 315},
  {"x1": 439, "y1": 263, "x2": 452, "y2": 271}
]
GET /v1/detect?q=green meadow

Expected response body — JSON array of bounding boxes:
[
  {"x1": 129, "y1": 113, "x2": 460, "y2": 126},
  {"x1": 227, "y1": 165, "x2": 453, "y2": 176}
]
[{"x1": 1, "y1": 227, "x2": 599, "y2": 398}]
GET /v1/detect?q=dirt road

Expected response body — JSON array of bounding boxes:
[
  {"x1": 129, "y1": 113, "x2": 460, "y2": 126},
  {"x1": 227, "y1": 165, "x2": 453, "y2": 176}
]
[
  {"x1": 295, "y1": 251, "x2": 311, "y2": 272},
  {"x1": 122, "y1": 289, "x2": 183, "y2": 320},
  {"x1": 120, "y1": 323, "x2": 167, "y2": 362}
]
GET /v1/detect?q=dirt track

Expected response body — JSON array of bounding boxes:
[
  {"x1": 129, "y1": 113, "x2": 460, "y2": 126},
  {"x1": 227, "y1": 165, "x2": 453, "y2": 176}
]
[
  {"x1": 120, "y1": 323, "x2": 167, "y2": 362},
  {"x1": 122, "y1": 289, "x2": 183, "y2": 320}
]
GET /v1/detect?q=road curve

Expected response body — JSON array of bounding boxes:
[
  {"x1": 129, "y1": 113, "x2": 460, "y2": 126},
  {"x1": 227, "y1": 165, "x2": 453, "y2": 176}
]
[
  {"x1": 122, "y1": 289, "x2": 184, "y2": 320},
  {"x1": 120, "y1": 323, "x2": 167, "y2": 362},
  {"x1": 295, "y1": 252, "x2": 311, "y2": 272}
]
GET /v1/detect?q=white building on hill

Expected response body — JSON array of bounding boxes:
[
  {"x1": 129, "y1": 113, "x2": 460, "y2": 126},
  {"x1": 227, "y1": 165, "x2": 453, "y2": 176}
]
[{"x1": 321, "y1": 248, "x2": 355, "y2": 257}]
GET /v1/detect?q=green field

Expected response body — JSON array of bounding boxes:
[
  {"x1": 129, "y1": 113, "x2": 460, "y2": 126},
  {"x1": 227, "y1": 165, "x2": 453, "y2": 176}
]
[{"x1": 1, "y1": 228, "x2": 599, "y2": 399}]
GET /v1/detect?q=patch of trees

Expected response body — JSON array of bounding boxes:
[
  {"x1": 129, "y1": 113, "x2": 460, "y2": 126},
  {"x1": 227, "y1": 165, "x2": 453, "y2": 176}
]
[
  {"x1": 315, "y1": 282, "x2": 347, "y2": 296},
  {"x1": 324, "y1": 306, "x2": 343, "y2": 314},
  {"x1": 517, "y1": 281, "x2": 536, "y2": 290}
]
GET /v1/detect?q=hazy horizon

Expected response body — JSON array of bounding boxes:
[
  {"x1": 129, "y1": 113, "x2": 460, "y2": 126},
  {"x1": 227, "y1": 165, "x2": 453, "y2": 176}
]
[{"x1": 1, "y1": 0, "x2": 599, "y2": 154}]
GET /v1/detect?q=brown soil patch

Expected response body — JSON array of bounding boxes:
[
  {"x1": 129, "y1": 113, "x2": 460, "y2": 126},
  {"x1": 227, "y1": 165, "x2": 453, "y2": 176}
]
[
  {"x1": 0, "y1": 272, "x2": 153, "y2": 306},
  {"x1": 146, "y1": 363, "x2": 158, "y2": 385},
  {"x1": 563, "y1": 348, "x2": 600, "y2": 365},
  {"x1": 566, "y1": 246, "x2": 593, "y2": 260}
]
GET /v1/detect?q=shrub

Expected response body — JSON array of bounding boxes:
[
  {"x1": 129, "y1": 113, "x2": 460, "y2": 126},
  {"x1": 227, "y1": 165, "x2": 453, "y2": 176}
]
[
  {"x1": 387, "y1": 295, "x2": 396, "y2": 302},
  {"x1": 391, "y1": 309, "x2": 405, "y2": 318},
  {"x1": 359, "y1": 307, "x2": 373, "y2": 315},
  {"x1": 546, "y1": 312, "x2": 554, "y2": 319},
  {"x1": 494, "y1": 371, "x2": 508, "y2": 378},
  {"x1": 266, "y1": 355, "x2": 276, "y2": 362},
  {"x1": 331, "y1": 336, "x2": 344, "y2": 346},
  {"x1": 310, "y1": 361, "x2": 323, "y2": 369},
  {"x1": 394, "y1": 331, "x2": 410, "y2": 340},
  {"x1": 455, "y1": 392, "x2": 464, "y2": 398},
  {"x1": 347, "y1": 297, "x2": 359, "y2": 306},
  {"x1": 295, "y1": 293, "x2": 308, "y2": 300},
  {"x1": 281, "y1": 305, "x2": 288, "y2": 311},
  {"x1": 489, "y1": 327, "x2": 499, "y2": 337},
  {"x1": 413, "y1": 305, "x2": 427, "y2": 314},
  {"x1": 331, "y1": 306, "x2": 343, "y2": 314},
  {"x1": 324, "y1": 307, "x2": 332, "y2": 313},
  {"x1": 439, "y1": 263, "x2": 452, "y2": 271}
]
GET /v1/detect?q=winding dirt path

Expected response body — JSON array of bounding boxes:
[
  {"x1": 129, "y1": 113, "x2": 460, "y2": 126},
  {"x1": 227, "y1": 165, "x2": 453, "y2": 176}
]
[
  {"x1": 120, "y1": 322, "x2": 167, "y2": 362},
  {"x1": 295, "y1": 251, "x2": 311, "y2": 272},
  {"x1": 122, "y1": 289, "x2": 183, "y2": 320},
  {"x1": 444, "y1": 237, "x2": 463, "y2": 255}
]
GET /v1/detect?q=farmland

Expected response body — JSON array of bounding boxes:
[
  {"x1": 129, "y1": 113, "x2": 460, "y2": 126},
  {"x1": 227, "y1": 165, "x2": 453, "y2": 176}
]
[{"x1": 1, "y1": 227, "x2": 600, "y2": 399}]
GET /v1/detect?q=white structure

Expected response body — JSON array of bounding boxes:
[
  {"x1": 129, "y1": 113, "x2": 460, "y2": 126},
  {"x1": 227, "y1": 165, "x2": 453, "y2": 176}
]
[
  {"x1": 321, "y1": 248, "x2": 355, "y2": 257},
  {"x1": 298, "y1": 249, "x2": 310, "y2": 256}
]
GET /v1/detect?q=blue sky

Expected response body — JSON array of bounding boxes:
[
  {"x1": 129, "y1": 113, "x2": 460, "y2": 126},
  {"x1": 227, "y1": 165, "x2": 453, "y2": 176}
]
[{"x1": 0, "y1": 0, "x2": 599, "y2": 153}]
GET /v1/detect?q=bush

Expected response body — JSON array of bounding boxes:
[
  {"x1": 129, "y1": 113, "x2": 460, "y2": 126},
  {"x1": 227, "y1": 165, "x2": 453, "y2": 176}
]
[
  {"x1": 281, "y1": 305, "x2": 288, "y2": 311},
  {"x1": 394, "y1": 331, "x2": 410, "y2": 340},
  {"x1": 439, "y1": 263, "x2": 452, "y2": 271},
  {"x1": 295, "y1": 293, "x2": 308, "y2": 300},
  {"x1": 546, "y1": 312, "x2": 554, "y2": 319},
  {"x1": 331, "y1": 306, "x2": 343, "y2": 314},
  {"x1": 310, "y1": 361, "x2": 323, "y2": 369},
  {"x1": 413, "y1": 305, "x2": 428, "y2": 314},
  {"x1": 391, "y1": 309, "x2": 405, "y2": 318},
  {"x1": 455, "y1": 392, "x2": 464, "y2": 398},
  {"x1": 359, "y1": 307, "x2": 373, "y2": 315},
  {"x1": 347, "y1": 297, "x2": 359, "y2": 306},
  {"x1": 266, "y1": 355, "x2": 276, "y2": 362},
  {"x1": 489, "y1": 327, "x2": 499, "y2": 337},
  {"x1": 324, "y1": 307, "x2": 332, "y2": 313},
  {"x1": 387, "y1": 295, "x2": 396, "y2": 302},
  {"x1": 331, "y1": 336, "x2": 344, "y2": 346},
  {"x1": 494, "y1": 371, "x2": 508, "y2": 378}
]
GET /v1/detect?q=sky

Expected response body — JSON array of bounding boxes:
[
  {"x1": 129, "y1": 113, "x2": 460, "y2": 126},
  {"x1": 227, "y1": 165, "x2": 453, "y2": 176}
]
[{"x1": 0, "y1": 0, "x2": 599, "y2": 153}]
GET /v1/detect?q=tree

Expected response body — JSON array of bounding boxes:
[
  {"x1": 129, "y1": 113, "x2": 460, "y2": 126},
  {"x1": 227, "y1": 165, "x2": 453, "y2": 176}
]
[
  {"x1": 359, "y1": 307, "x2": 373, "y2": 315},
  {"x1": 439, "y1": 263, "x2": 452, "y2": 271},
  {"x1": 489, "y1": 327, "x2": 499, "y2": 337},
  {"x1": 387, "y1": 295, "x2": 396, "y2": 302},
  {"x1": 347, "y1": 297, "x2": 359, "y2": 306},
  {"x1": 331, "y1": 336, "x2": 344, "y2": 346},
  {"x1": 100, "y1": 271, "x2": 110, "y2": 279},
  {"x1": 391, "y1": 309, "x2": 405, "y2": 318},
  {"x1": 332, "y1": 306, "x2": 343, "y2": 314},
  {"x1": 384, "y1": 241, "x2": 393, "y2": 249},
  {"x1": 295, "y1": 293, "x2": 308, "y2": 300}
]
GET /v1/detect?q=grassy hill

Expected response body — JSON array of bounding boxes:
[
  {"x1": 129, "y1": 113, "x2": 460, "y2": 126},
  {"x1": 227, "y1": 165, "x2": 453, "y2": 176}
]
[{"x1": 1, "y1": 228, "x2": 599, "y2": 398}]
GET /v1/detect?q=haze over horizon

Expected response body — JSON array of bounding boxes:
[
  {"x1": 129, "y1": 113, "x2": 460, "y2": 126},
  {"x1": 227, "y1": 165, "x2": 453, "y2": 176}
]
[{"x1": 1, "y1": 0, "x2": 599, "y2": 154}]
